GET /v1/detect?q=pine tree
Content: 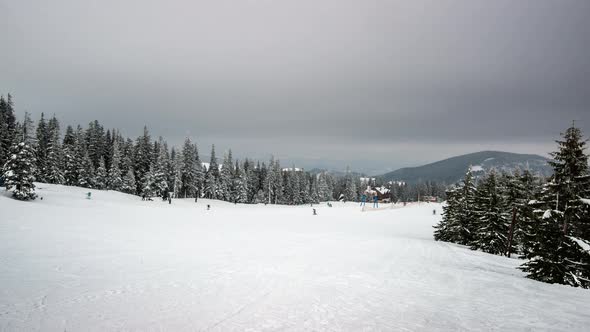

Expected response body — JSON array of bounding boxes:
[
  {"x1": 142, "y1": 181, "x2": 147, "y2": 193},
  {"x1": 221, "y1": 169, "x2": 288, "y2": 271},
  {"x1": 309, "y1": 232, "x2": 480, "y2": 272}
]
[
  {"x1": 140, "y1": 164, "x2": 156, "y2": 198},
  {"x1": 0, "y1": 94, "x2": 17, "y2": 172},
  {"x1": 104, "y1": 130, "x2": 113, "y2": 170},
  {"x1": 62, "y1": 125, "x2": 78, "y2": 185},
  {"x1": 510, "y1": 169, "x2": 539, "y2": 257},
  {"x1": 18, "y1": 112, "x2": 36, "y2": 145},
  {"x1": 121, "y1": 169, "x2": 137, "y2": 195},
  {"x1": 219, "y1": 150, "x2": 233, "y2": 201},
  {"x1": 35, "y1": 113, "x2": 49, "y2": 182},
  {"x1": 344, "y1": 166, "x2": 357, "y2": 202},
  {"x1": 470, "y1": 171, "x2": 510, "y2": 255},
  {"x1": 85, "y1": 120, "x2": 106, "y2": 169},
  {"x1": 133, "y1": 126, "x2": 153, "y2": 193},
  {"x1": 521, "y1": 124, "x2": 590, "y2": 288},
  {"x1": 77, "y1": 151, "x2": 95, "y2": 188},
  {"x1": 179, "y1": 138, "x2": 197, "y2": 198},
  {"x1": 2, "y1": 141, "x2": 38, "y2": 200},
  {"x1": 455, "y1": 169, "x2": 478, "y2": 245},
  {"x1": 310, "y1": 174, "x2": 320, "y2": 204},
  {"x1": 434, "y1": 187, "x2": 460, "y2": 242},
  {"x1": 152, "y1": 140, "x2": 169, "y2": 198},
  {"x1": 94, "y1": 157, "x2": 107, "y2": 189},
  {"x1": 193, "y1": 144, "x2": 204, "y2": 198},
  {"x1": 263, "y1": 158, "x2": 276, "y2": 204},
  {"x1": 233, "y1": 161, "x2": 249, "y2": 203},
  {"x1": 204, "y1": 145, "x2": 220, "y2": 199},
  {"x1": 283, "y1": 169, "x2": 293, "y2": 204},
  {"x1": 173, "y1": 152, "x2": 183, "y2": 198},
  {"x1": 317, "y1": 172, "x2": 331, "y2": 201},
  {"x1": 45, "y1": 116, "x2": 65, "y2": 184},
  {"x1": 107, "y1": 138, "x2": 123, "y2": 191},
  {"x1": 244, "y1": 159, "x2": 258, "y2": 203}
]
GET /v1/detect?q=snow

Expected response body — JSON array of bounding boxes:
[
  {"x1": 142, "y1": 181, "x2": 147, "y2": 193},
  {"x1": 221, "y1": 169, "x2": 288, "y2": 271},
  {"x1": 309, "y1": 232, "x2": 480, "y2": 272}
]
[
  {"x1": 1, "y1": 184, "x2": 589, "y2": 331},
  {"x1": 201, "y1": 162, "x2": 223, "y2": 171},
  {"x1": 470, "y1": 165, "x2": 484, "y2": 172},
  {"x1": 569, "y1": 237, "x2": 590, "y2": 252},
  {"x1": 376, "y1": 186, "x2": 390, "y2": 194},
  {"x1": 580, "y1": 198, "x2": 590, "y2": 205},
  {"x1": 282, "y1": 167, "x2": 302, "y2": 172}
]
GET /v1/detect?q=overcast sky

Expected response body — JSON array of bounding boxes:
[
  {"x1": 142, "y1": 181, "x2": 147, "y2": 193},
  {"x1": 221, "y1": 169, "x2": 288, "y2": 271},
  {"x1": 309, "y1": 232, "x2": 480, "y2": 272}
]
[{"x1": 1, "y1": 0, "x2": 589, "y2": 174}]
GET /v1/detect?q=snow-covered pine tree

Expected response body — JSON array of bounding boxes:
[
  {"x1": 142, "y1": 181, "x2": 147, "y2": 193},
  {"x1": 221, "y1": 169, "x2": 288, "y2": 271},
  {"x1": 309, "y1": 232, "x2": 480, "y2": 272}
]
[
  {"x1": 310, "y1": 174, "x2": 320, "y2": 204},
  {"x1": 141, "y1": 163, "x2": 156, "y2": 198},
  {"x1": 35, "y1": 113, "x2": 49, "y2": 182},
  {"x1": 107, "y1": 138, "x2": 123, "y2": 191},
  {"x1": 172, "y1": 150, "x2": 183, "y2": 198},
  {"x1": 507, "y1": 169, "x2": 539, "y2": 257},
  {"x1": 121, "y1": 169, "x2": 136, "y2": 195},
  {"x1": 62, "y1": 125, "x2": 79, "y2": 185},
  {"x1": 454, "y1": 169, "x2": 478, "y2": 245},
  {"x1": 85, "y1": 120, "x2": 106, "y2": 169},
  {"x1": 179, "y1": 138, "x2": 197, "y2": 198},
  {"x1": 317, "y1": 172, "x2": 331, "y2": 202},
  {"x1": 152, "y1": 139, "x2": 169, "y2": 198},
  {"x1": 0, "y1": 94, "x2": 17, "y2": 173},
  {"x1": 45, "y1": 115, "x2": 65, "y2": 184},
  {"x1": 18, "y1": 111, "x2": 36, "y2": 145},
  {"x1": 232, "y1": 160, "x2": 249, "y2": 203},
  {"x1": 470, "y1": 170, "x2": 510, "y2": 255},
  {"x1": 2, "y1": 140, "x2": 38, "y2": 200},
  {"x1": 193, "y1": 144, "x2": 204, "y2": 198},
  {"x1": 167, "y1": 147, "x2": 176, "y2": 193},
  {"x1": 283, "y1": 168, "x2": 294, "y2": 204},
  {"x1": 133, "y1": 126, "x2": 153, "y2": 194},
  {"x1": 219, "y1": 150, "x2": 233, "y2": 201},
  {"x1": 244, "y1": 159, "x2": 258, "y2": 203},
  {"x1": 433, "y1": 186, "x2": 460, "y2": 242},
  {"x1": 344, "y1": 166, "x2": 357, "y2": 202},
  {"x1": 94, "y1": 157, "x2": 107, "y2": 190},
  {"x1": 104, "y1": 129, "x2": 113, "y2": 171},
  {"x1": 272, "y1": 159, "x2": 284, "y2": 204},
  {"x1": 203, "y1": 145, "x2": 220, "y2": 199},
  {"x1": 297, "y1": 171, "x2": 308, "y2": 204},
  {"x1": 263, "y1": 157, "x2": 283, "y2": 204},
  {"x1": 77, "y1": 151, "x2": 95, "y2": 188},
  {"x1": 521, "y1": 124, "x2": 590, "y2": 288}
]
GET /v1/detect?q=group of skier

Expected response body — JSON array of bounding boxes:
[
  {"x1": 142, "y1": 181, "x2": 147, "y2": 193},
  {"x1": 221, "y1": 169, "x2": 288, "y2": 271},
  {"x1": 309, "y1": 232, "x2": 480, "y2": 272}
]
[{"x1": 360, "y1": 192, "x2": 379, "y2": 208}]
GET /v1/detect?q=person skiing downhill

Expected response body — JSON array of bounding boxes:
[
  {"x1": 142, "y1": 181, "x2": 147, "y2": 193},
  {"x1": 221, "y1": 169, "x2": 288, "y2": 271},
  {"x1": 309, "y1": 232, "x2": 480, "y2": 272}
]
[
  {"x1": 360, "y1": 193, "x2": 367, "y2": 207},
  {"x1": 373, "y1": 194, "x2": 378, "y2": 208}
]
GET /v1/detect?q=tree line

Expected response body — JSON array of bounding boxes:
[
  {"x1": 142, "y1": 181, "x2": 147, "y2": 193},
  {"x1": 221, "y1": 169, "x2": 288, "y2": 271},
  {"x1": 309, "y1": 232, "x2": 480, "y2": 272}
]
[
  {"x1": 434, "y1": 124, "x2": 590, "y2": 288},
  {"x1": 1, "y1": 94, "x2": 450, "y2": 204}
]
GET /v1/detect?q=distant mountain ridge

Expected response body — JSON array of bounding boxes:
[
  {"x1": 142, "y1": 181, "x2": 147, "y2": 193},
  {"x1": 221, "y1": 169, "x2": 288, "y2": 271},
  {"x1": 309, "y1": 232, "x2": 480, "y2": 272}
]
[{"x1": 378, "y1": 151, "x2": 552, "y2": 185}]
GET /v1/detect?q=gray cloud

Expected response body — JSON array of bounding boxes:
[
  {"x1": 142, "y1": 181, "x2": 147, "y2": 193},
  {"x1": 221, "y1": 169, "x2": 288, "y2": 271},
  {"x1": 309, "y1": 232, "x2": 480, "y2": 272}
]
[{"x1": 1, "y1": 0, "x2": 589, "y2": 174}]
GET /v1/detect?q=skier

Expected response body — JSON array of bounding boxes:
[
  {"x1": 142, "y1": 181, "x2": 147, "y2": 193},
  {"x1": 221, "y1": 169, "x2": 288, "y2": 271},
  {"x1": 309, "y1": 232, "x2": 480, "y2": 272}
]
[
  {"x1": 313, "y1": 208, "x2": 317, "y2": 215},
  {"x1": 169, "y1": 197, "x2": 172, "y2": 204},
  {"x1": 360, "y1": 193, "x2": 367, "y2": 207},
  {"x1": 433, "y1": 209, "x2": 436, "y2": 215},
  {"x1": 207, "y1": 204, "x2": 211, "y2": 210},
  {"x1": 373, "y1": 194, "x2": 378, "y2": 208}
]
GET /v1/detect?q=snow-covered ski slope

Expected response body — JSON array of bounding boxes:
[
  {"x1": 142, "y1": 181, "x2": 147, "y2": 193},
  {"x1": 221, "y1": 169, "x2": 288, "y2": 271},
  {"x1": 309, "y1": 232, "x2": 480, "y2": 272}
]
[{"x1": 1, "y1": 184, "x2": 588, "y2": 331}]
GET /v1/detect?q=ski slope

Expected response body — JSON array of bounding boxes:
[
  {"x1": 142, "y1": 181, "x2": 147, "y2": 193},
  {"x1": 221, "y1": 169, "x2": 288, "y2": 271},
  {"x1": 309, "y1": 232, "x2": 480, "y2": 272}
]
[{"x1": 0, "y1": 184, "x2": 588, "y2": 331}]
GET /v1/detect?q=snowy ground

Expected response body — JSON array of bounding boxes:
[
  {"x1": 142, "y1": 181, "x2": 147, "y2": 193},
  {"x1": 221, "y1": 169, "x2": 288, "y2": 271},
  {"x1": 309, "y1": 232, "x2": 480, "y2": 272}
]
[{"x1": 1, "y1": 184, "x2": 588, "y2": 331}]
